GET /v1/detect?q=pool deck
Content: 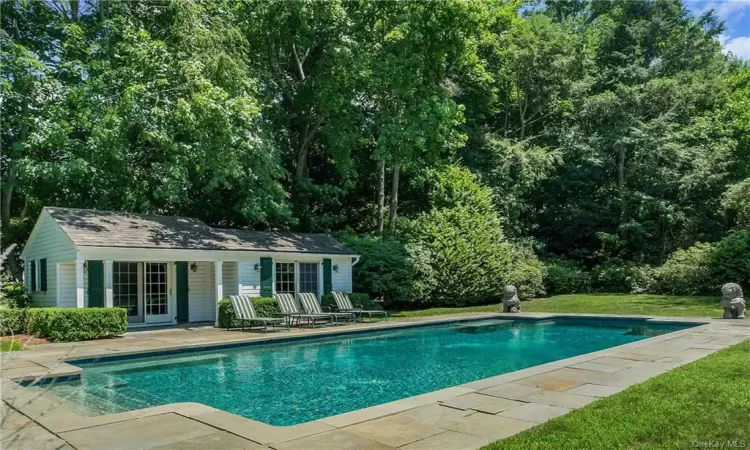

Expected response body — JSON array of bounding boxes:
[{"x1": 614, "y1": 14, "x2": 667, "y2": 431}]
[{"x1": 2, "y1": 312, "x2": 749, "y2": 450}]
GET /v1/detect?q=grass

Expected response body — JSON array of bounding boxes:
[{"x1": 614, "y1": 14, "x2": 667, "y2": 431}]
[
  {"x1": 481, "y1": 339, "x2": 750, "y2": 450},
  {"x1": 0, "y1": 340, "x2": 23, "y2": 351},
  {"x1": 391, "y1": 293, "x2": 722, "y2": 319}
]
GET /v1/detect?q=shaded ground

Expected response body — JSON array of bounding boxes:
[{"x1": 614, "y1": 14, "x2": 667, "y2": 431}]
[
  {"x1": 481, "y1": 339, "x2": 750, "y2": 450},
  {"x1": 392, "y1": 294, "x2": 722, "y2": 319}
]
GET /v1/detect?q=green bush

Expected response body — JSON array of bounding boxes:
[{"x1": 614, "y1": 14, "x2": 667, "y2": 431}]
[
  {"x1": 26, "y1": 308, "x2": 127, "y2": 342},
  {"x1": 403, "y1": 166, "x2": 514, "y2": 306},
  {"x1": 545, "y1": 258, "x2": 591, "y2": 295},
  {"x1": 505, "y1": 247, "x2": 547, "y2": 299},
  {"x1": 649, "y1": 242, "x2": 714, "y2": 295},
  {"x1": 591, "y1": 261, "x2": 651, "y2": 293},
  {"x1": 1, "y1": 276, "x2": 31, "y2": 308},
  {"x1": 218, "y1": 297, "x2": 279, "y2": 328},
  {"x1": 0, "y1": 308, "x2": 27, "y2": 335},
  {"x1": 339, "y1": 235, "x2": 415, "y2": 306},
  {"x1": 710, "y1": 230, "x2": 750, "y2": 288},
  {"x1": 321, "y1": 292, "x2": 375, "y2": 310}
]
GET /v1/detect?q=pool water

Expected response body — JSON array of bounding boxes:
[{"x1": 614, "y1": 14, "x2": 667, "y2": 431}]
[{"x1": 48, "y1": 318, "x2": 692, "y2": 426}]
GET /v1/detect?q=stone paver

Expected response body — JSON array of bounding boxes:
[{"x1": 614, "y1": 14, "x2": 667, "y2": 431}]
[
  {"x1": 273, "y1": 429, "x2": 380, "y2": 450},
  {"x1": 400, "y1": 430, "x2": 492, "y2": 450},
  {"x1": 479, "y1": 383, "x2": 543, "y2": 401},
  {"x1": 345, "y1": 414, "x2": 444, "y2": 448},
  {"x1": 499, "y1": 403, "x2": 572, "y2": 423},
  {"x1": 441, "y1": 413, "x2": 538, "y2": 439},
  {"x1": 149, "y1": 431, "x2": 267, "y2": 449},
  {"x1": 566, "y1": 383, "x2": 625, "y2": 397},
  {"x1": 440, "y1": 393, "x2": 524, "y2": 414},
  {"x1": 59, "y1": 413, "x2": 218, "y2": 450},
  {"x1": 1, "y1": 313, "x2": 747, "y2": 450},
  {"x1": 518, "y1": 390, "x2": 597, "y2": 408}
]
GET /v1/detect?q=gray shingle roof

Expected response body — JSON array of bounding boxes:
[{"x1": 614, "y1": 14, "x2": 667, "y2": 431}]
[{"x1": 45, "y1": 207, "x2": 357, "y2": 255}]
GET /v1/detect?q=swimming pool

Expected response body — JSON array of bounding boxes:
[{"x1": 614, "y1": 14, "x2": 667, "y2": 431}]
[{"x1": 48, "y1": 318, "x2": 695, "y2": 426}]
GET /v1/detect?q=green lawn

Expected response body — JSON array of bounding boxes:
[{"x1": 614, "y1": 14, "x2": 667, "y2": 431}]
[
  {"x1": 392, "y1": 293, "x2": 722, "y2": 319},
  {"x1": 0, "y1": 340, "x2": 23, "y2": 352},
  {"x1": 481, "y1": 339, "x2": 750, "y2": 450}
]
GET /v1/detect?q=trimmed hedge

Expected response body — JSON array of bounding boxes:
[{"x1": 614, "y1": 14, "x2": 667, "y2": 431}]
[
  {"x1": 0, "y1": 308, "x2": 27, "y2": 335},
  {"x1": 218, "y1": 297, "x2": 278, "y2": 328},
  {"x1": 321, "y1": 292, "x2": 375, "y2": 310},
  {"x1": 25, "y1": 308, "x2": 127, "y2": 342}
]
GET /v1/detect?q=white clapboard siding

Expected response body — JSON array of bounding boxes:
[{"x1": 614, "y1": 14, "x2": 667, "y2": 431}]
[
  {"x1": 188, "y1": 262, "x2": 214, "y2": 322},
  {"x1": 222, "y1": 262, "x2": 238, "y2": 297},
  {"x1": 22, "y1": 211, "x2": 77, "y2": 307},
  {"x1": 58, "y1": 263, "x2": 77, "y2": 308},
  {"x1": 332, "y1": 257, "x2": 353, "y2": 293},
  {"x1": 238, "y1": 261, "x2": 261, "y2": 297}
]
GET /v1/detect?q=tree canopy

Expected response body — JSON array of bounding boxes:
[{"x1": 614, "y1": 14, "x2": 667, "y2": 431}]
[{"x1": 2, "y1": 0, "x2": 748, "y2": 300}]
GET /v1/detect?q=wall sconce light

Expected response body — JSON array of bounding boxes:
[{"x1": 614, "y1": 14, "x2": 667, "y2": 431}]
[
  {"x1": 333, "y1": 263, "x2": 339, "y2": 273},
  {"x1": 83, "y1": 261, "x2": 88, "y2": 273},
  {"x1": 253, "y1": 263, "x2": 260, "y2": 272},
  {"x1": 190, "y1": 262, "x2": 198, "y2": 273}
]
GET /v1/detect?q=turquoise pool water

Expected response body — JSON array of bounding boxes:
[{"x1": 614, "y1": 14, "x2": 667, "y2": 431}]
[{"x1": 48, "y1": 318, "x2": 692, "y2": 426}]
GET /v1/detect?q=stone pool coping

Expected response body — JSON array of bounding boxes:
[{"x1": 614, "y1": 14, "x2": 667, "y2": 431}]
[{"x1": 2, "y1": 313, "x2": 749, "y2": 450}]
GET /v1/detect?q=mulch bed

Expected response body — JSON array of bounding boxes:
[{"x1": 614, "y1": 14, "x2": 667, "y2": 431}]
[{"x1": 0, "y1": 334, "x2": 51, "y2": 346}]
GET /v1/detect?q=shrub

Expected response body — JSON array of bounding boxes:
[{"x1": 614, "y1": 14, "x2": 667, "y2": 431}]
[
  {"x1": 591, "y1": 261, "x2": 651, "y2": 293},
  {"x1": 403, "y1": 166, "x2": 514, "y2": 306},
  {"x1": 339, "y1": 235, "x2": 414, "y2": 306},
  {"x1": 710, "y1": 230, "x2": 750, "y2": 289},
  {"x1": 218, "y1": 297, "x2": 279, "y2": 328},
  {"x1": 26, "y1": 308, "x2": 127, "y2": 342},
  {"x1": 1, "y1": 277, "x2": 31, "y2": 308},
  {"x1": 545, "y1": 258, "x2": 591, "y2": 295},
  {"x1": 649, "y1": 242, "x2": 714, "y2": 295},
  {"x1": 0, "y1": 308, "x2": 27, "y2": 335},
  {"x1": 506, "y1": 247, "x2": 547, "y2": 299},
  {"x1": 321, "y1": 292, "x2": 375, "y2": 310}
]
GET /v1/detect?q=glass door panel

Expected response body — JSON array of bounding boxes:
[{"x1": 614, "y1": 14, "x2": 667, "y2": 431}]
[
  {"x1": 113, "y1": 262, "x2": 142, "y2": 323},
  {"x1": 298, "y1": 263, "x2": 319, "y2": 294},
  {"x1": 275, "y1": 262, "x2": 295, "y2": 294},
  {"x1": 145, "y1": 262, "x2": 170, "y2": 323}
]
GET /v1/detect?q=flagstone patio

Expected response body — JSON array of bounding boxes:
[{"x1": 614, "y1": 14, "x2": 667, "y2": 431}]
[{"x1": 2, "y1": 313, "x2": 748, "y2": 450}]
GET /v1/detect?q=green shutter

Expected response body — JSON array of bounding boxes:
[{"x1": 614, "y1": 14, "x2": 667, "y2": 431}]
[
  {"x1": 260, "y1": 257, "x2": 273, "y2": 297},
  {"x1": 87, "y1": 260, "x2": 104, "y2": 307},
  {"x1": 40, "y1": 259, "x2": 48, "y2": 291},
  {"x1": 323, "y1": 258, "x2": 333, "y2": 294},
  {"x1": 176, "y1": 262, "x2": 189, "y2": 323},
  {"x1": 30, "y1": 260, "x2": 36, "y2": 292}
]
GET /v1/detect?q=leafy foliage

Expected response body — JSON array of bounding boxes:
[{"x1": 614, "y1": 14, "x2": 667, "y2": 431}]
[
  {"x1": 0, "y1": 308, "x2": 26, "y2": 336},
  {"x1": 1, "y1": 0, "x2": 747, "y2": 302},
  {"x1": 25, "y1": 308, "x2": 127, "y2": 342}
]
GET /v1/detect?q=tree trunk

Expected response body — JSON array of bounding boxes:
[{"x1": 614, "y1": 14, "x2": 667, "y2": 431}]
[
  {"x1": 1, "y1": 163, "x2": 22, "y2": 280},
  {"x1": 388, "y1": 164, "x2": 400, "y2": 232},
  {"x1": 617, "y1": 147, "x2": 626, "y2": 219},
  {"x1": 376, "y1": 160, "x2": 385, "y2": 234}
]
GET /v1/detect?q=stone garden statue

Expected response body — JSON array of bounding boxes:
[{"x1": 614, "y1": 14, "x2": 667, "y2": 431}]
[
  {"x1": 720, "y1": 283, "x2": 746, "y2": 319},
  {"x1": 502, "y1": 285, "x2": 521, "y2": 313}
]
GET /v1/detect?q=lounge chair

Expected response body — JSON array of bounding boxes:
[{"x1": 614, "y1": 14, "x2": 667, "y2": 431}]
[
  {"x1": 228, "y1": 295, "x2": 288, "y2": 333},
  {"x1": 298, "y1": 292, "x2": 356, "y2": 326},
  {"x1": 274, "y1": 293, "x2": 332, "y2": 328},
  {"x1": 332, "y1": 291, "x2": 388, "y2": 322}
]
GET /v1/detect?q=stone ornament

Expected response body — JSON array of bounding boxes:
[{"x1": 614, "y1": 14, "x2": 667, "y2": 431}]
[
  {"x1": 502, "y1": 285, "x2": 521, "y2": 313},
  {"x1": 720, "y1": 283, "x2": 746, "y2": 319}
]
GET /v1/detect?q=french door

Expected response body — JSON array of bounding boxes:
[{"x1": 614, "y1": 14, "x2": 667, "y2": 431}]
[
  {"x1": 144, "y1": 262, "x2": 171, "y2": 324},
  {"x1": 275, "y1": 261, "x2": 320, "y2": 296},
  {"x1": 113, "y1": 262, "x2": 143, "y2": 323}
]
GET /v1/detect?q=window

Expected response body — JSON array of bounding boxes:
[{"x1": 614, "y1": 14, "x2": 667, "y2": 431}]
[
  {"x1": 30, "y1": 260, "x2": 37, "y2": 292},
  {"x1": 275, "y1": 262, "x2": 295, "y2": 294},
  {"x1": 145, "y1": 263, "x2": 168, "y2": 315},
  {"x1": 114, "y1": 262, "x2": 139, "y2": 317},
  {"x1": 39, "y1": 259, "x2": 47, "y2": 291},
  {"x1": 299, "y1": 262, "x2": 319, "y2": 294}
]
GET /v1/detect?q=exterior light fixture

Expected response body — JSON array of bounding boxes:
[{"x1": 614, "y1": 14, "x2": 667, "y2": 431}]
[
  {"x1": 83, "y1": 261, "x2": 88, "y2": 273},
  {"x1": 190, "y1": 262, "x2": 198, "y2": 273},
  {"x1": 333, "y1": 263, "x2": 339, "y2": 273},
  {"x1": 254, "y1": 263, "x2": 260, "y2": 272}
]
